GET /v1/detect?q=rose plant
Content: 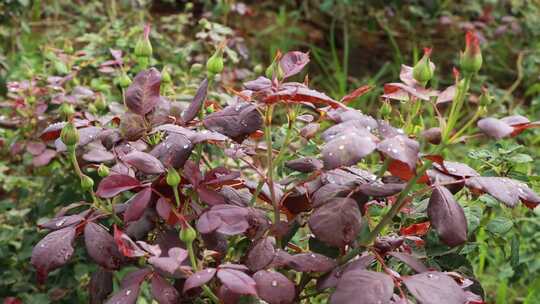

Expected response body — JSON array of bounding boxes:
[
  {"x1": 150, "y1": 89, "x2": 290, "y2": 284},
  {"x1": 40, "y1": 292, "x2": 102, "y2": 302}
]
[{"x1": 28, "y1": 29, "x2": 540, "y2": 304}]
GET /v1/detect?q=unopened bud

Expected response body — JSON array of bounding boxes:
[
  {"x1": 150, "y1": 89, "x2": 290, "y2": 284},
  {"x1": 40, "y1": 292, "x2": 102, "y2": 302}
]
[
  {"x1": 95, "y1": 94, "x2": 107, "y2": 111},
  {"x1": 166, "y1": 168, "x2": 181, "y2": 187},
  {"x1": 180, "y1": 224, "x2": 197, "y2": 244},
  {"x1": 479, "y1": 87, "x2": 492, "y2": 107},
  {"x1": 265, "y1": 51, "x2": 284, "y2": 80},
  {"x1": 190, "y1": 63, "x2": 203, "y2": 75},
  {"x1": 117, "y1": 74, "x2": 132, "y2": 88},
  {"x1": 61, "y1": 122, "x2": 79, "y2": 147},
  {"x1": 134, "y1": 24, "x2": 153, "y2": 58},
  {"x1": 460, "y1": 31, "x2": 482, "y2": 75},
  {"x1": 380, "y1": 101, "x2": 392, "y2": 118},
  {"x1": 413, "y1": 48, "x2": 435, "y2": 86},
  {"x1": 161, "y1": 66, "x2": 172, "y2": 84},
  {"x1": 206, "y1": 48, "x2": 224, "y2": 75},
  {"x1": 98, "y1": 164, "x2": 110, "y2": 177},
  {"x1": 80, "y1": 174, "x2": 94, "y2": 191},
  {"x1": 59, "y1": 103, "x2": 75, "y2": 119}
]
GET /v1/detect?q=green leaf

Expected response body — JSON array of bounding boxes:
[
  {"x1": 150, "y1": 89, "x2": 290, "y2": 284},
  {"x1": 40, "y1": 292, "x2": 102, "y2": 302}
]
[
  {"x1": 509, "y1": 153, "x2": 533, "y2": 164},
  {"x1": 487, "y1": 217, "x2": 513, "y2": 235}
]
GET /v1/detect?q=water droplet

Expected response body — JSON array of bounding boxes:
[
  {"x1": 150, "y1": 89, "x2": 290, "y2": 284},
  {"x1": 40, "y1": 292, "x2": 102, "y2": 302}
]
[
  {"x1": 56, "y1": 219, "x2": 66, "y2": 227},
  {"x1": 310, "y1": 254, "x2": 316, "y2": 258},
  {"x1": 391, "y1": 149, "x2": 398, "y2": 154},
  {"x1": 125, "y1": 289, "x2": 131, "y2": 295},
  {"x1": 207, "y1": 269, "x2": 213, "y2": 273},
  {"x1": 183, "y1": 144, "x2": 189, "y2": 149},
  {"x1": 427, "y1": 273, "x2": 434, "y2": 278},
  {"x1": 338, "y1": 145, "x2": 345, "y2": 150},
  {"x1": 328, "y1": 152, "x2": 333, "y2": 156},
  {"x1": 341, "y1": 135, "x2": 346, "y2": 140},
  {"x1": 271, "y1": 280, "x2": 278, "y2": 287}
]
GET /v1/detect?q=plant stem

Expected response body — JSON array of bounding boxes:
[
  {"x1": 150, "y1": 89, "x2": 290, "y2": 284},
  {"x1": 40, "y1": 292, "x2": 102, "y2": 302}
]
[
  {"x1": 172, "y1": 186, "x2": 181, "y2": 209},
  {"x1": 264, "y1": 105, "x2": 281, "y2": 248},
  {"x1": 340, "y1": 143, "x2": 445, "y2": 265},
  {"x1": 186, "y1": 242, "x2": 220, "y2": 304},
  {"x1": 443, "y1": 75, "x2": 472, "y2": 143}
]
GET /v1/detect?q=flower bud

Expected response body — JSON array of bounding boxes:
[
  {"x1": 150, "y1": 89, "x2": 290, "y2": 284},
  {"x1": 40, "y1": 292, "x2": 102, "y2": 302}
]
[
  {"x1": 134, "y1": 24, "x2": 153, "y2": 58},
  {"x1": 166, "y1": 168, "x2": 181, "y2": 187},
  {"x1": 180, "y1": 224, "x2": 197, "y2": 244},
  {"x1": 413, "y1": 48, "x2": 434, "y2": 86},
  {"x1": 479, "y1": 87, "x2": 492, "y2": 107},
  {"x1": 161, "y1": 66, "x2": 172, "y2": 84},
  {"x1": 61, "y1": 122, "x2": 79, "y2": 147},
  {"x1": 117, "y1": 74, "x2": 132, "y2": 88},
  {"x1": 265, "y1": 51, "x2": 284, "y2": 80},
  {"x1": 59, "y1": 103, "x2": 75, "y2": 119},
  {"x1": 94, "y1": 94, "x2": 107, "y2": 111},
  {"x1": 98, "y1": 164, "x2": 110, "y2": 177},
  {"x1": 380, "y1": 101, "x2": 392, "y2": 118},
  {"x1": 460, "y1": 31, "x2": 482, "y2": 75},
  {"x1": 136, "y1": 56, "x2": 149, "y2": 69},
  {"x1": 88, "y1": 103, "x2": 97, "y2": 114},
  {"x1": 80, "y1": 174, "x2": 94, "y2": 191},
  {"x1": 206, "y1": 48, "x2": 224, "y2": 75},
  {"x1": 253, "y1": 64, "x2": 264, "y2": 74}
]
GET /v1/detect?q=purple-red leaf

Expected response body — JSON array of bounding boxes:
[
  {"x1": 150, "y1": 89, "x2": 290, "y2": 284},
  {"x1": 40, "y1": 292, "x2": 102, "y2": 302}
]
[
  {"x1": 246, "y1": 237, "x2": 275, "y2": 271},
  {"x1": 308, "y1": 198, "x2": 362, "y2": 247},
  {"x1": 125, "y1": 68, "x2": 161, "y2": 115},
  {"x1": 150, "y1": 274, "x2": 180, "y2": 304},
  {"x1": 196, "y1": 205, "x2": 250, "y2": 235},
  {"x1": 124, "y1": 187, "x2": 153, "y2": 223},
  {"x1": 322, "y1": 132, "x2": 376, "y2": 169},
  {"x1": 122, "y1": 151, "x2": 165, "y2": 174},
  {"x1": 330, "y1": 270, "x2": 394, "y2": 304},
  {"x1": 253, "y1": 270, "x2": 296, "y2": 304},
  {"x1": 377, "y1": 135, "x2": 419, "y2": 170},
  {"x1": 113, "y1": 225, "x2": 146, "y2": 258},
  {"x1": 31, "y1": 227, "x2": 76, "y2": 284},
  {"x1": 84, "y1": 222, "x2": 124, "y2": 269},
  {"x1": 477, "y1": 117, "x2": 514, "y2": 139},
  {"x1": 287, "y1": 253, "x2": 336, "y2": 272},
  {"x1": 402, "y1": 272, "x2": 467, "y2": 304},
  {"x1": 97, "y1": 174, "x2": 141, "y2": 198},
  {"x1": 465, "y1": 176, "x2": 540, "y2": 209},
  {"x1": 279, "y1": 51, "x2": 310, "y2": 78},
  {"x1": 203, "y1": 103, "x2": 262, "y2": 142},
  {"x1": 285, "y1": 157, "x2": 323, "y2": 173},
  {"x1": 148, "y1": 248, "x2": 189, "y2": 278},
  {"x1": 89, "y1": 268, "x2": 113, "y2": 304},
  {"x1": 182, "y1": 78, "x2": 208, "y2": 124},
  {"x1": 39, "y1": 214, "x2": 84, "y2": 230},
  {"x1": 388, "y1": 252, "x2": 428, "y2": 273},
  {"x1": 183, "y1": 268, "x2": 217, "y2": 292},
  {"x1": 216, "y1": 268, "x2": 258, "y2": 296},
  {"x1": 104, "y1": 285, "x2": 141, "y2": 304},
  {"x1": 428, "y1": 186, "x2": 468, "y2": 247}
]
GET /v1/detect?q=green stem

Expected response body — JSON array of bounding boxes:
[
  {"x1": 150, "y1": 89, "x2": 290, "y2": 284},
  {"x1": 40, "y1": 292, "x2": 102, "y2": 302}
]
[
  {"x1": 450, "y1": 106, "x2": 483, "y2": 142},
  {"x1": 264, "y1": 105, "x2": 281, "y2": 248},
  {"x1": 339, "y1": 144, "x2": 445, "y2": 264},
  {"x1": 274, "y1": 107, "x2": 296, "y2": 171},
  {"x1": 443, "y1": 75, "x2": 472, "y2": 143},
  {"x1": 376, "y1": 158, "x2": 390, "y2": 179},
  {"x1": 172, "y1": 186, "x2": 181, "y2": 209},
  {"x1": 186, "y1": 242, "x2": 220, "y2": 304}
]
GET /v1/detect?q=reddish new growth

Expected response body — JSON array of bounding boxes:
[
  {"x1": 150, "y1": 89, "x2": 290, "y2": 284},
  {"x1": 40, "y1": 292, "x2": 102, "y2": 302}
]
[{"x1": 465, "y1": 30, "x2": 480, "y2": 55}]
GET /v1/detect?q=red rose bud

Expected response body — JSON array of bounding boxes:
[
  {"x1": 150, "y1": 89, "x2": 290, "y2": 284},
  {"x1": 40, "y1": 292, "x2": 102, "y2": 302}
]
[
  {"x1": 413, "y1": 48, "x2": 435, "y2": 86},
  {"x1": 460, "y1": 31, "x2": 482, "y2": 74}
]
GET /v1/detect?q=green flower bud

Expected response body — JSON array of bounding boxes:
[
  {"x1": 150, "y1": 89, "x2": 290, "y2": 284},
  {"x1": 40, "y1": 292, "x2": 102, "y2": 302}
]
[
  {"x1": 180, "y1": 224, "x2": 197, "y2": 244},
  {"x1": 61, "y1": 122, "x2": 79, "y2": 147},
  {"x1": 265, "y1": 52, "x2": 284, "y2": 80},
  {"x1": 63, "y1": 40, "x2": 74, "y2": 54},
  {"x1": 253, "y1": 64, "x2": 264, "y2": 74},
  {"x1": 161, "y1": 66, "x2": 172, "y2": 84},
  {"x1": 118, "y1": 74, "x2": 132, "y2": 88},
  {"x1": 166, "y1": 168, "x2": 181, "y2": 187},
  {"x1": 479, "y1": 87, "x2": 492, "y2": 107},
  {"x1": 59, "y1": 103, "x2": 75, "y2": 119},
  {"x1": 380, "y1": 101, "x2": 392, "y2": 118},
  {"x1": 94, "y1": 94, "x2": 107, "y2": 111},
  {"x1": 206, "y1": 48, "x2": 224, "y2": 75},
  {"x1": 413, "y1": 48, "x2": 434, "y2": 87},
  {"x1": 80, "y1": 175, "x2": 94, "y2": 191},
  {"x1": 134, "y1": 24, "x2": 153, "y2": 58},
  {"x1": 98, "y1": 164, "x2": 110, "y2": 177},
  {"x1": 88, "y1": 103, "x2": 97, "y2": 114},
  {"x1": 460, "y1": 31, "x2": 482, "y2": 75}
]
